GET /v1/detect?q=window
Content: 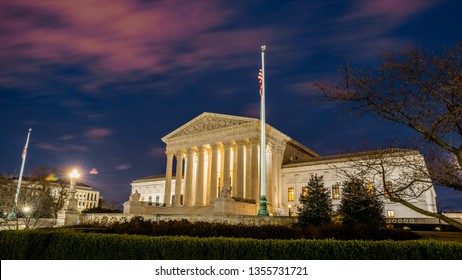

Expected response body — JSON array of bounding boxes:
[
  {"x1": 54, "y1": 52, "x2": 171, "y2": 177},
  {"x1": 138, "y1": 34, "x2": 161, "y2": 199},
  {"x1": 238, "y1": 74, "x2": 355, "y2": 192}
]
[
  {"x1": 387, "y1": 210, "x2": 395, "y2": 218},
  {"x1": 384, "y1": 181, "x2": 394, "y2": 198},
  {"x1": 288, "y1": 187, "x2": 295, "y2": 202},
  {"x1": 365, "y1": 182, "x2": 375, "y2": 194},
  {"x1": 332, "y1": 183, "x2": 340, "y2": 200},
  {"x1": 148, "y1": 196, "x2": 152, "y2": 206},
  {"x1": 301, "y1": 187, "x2": 309, "y2": 198}
]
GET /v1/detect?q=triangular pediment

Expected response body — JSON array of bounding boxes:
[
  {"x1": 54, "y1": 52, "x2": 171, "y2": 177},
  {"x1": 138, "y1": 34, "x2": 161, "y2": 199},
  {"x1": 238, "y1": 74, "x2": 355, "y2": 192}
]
[{"x1": 162, "y1": 112, "x2": 258, "y2": 141}]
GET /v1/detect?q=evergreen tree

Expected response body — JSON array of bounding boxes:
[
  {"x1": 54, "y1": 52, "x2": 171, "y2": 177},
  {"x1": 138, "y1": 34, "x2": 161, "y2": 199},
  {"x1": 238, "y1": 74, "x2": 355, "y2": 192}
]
[
  {"x1": 297, "y1": 175, "x2": 333, "y2": 227},
  {"x1": 338, "y1": 177, "x2": 385, "y2": 228}
]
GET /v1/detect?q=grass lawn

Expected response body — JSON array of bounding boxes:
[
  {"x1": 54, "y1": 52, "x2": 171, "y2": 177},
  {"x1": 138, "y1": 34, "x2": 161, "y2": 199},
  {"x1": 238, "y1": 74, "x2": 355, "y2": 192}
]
[{"x1": 415, "y1": 231, "x2": 462, "y2": 243}]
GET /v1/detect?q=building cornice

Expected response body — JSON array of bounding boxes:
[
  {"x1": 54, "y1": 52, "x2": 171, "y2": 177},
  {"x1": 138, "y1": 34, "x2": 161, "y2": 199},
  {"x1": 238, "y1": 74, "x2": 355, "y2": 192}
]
[{"x1": 282, "y1": 148, "x2": 420, "y2": 168}]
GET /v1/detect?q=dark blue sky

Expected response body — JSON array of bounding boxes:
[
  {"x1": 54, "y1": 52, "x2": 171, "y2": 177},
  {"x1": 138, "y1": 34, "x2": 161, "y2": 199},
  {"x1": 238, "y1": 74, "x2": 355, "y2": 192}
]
[{"x1": 1, "y1": 0, "x2": 461, "y2": 209}]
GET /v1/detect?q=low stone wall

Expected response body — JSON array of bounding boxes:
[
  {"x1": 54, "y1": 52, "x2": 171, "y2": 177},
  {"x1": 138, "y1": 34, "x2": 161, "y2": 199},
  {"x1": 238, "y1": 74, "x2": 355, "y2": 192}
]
[
  {"x1": 81, "y1": 213, "x2": 297, "y2": 226},
  {"x1": 123, "y1": 198, "x2": 258, "y2": 216}
]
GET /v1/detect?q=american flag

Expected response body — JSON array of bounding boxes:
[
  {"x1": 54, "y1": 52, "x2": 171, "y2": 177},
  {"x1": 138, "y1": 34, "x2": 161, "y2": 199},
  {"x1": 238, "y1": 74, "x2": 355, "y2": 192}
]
[{"x1": 258, "y1": 68, "x2": 263, "y2": 99}]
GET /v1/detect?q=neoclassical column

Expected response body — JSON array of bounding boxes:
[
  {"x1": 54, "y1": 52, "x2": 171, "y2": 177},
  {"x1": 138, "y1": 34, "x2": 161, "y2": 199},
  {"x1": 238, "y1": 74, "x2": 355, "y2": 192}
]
[
  {"x1": 195, "y1": 146, "x2": 205, "y2": 206},
  {"x1": 173, "y1": 151, "x2": 184, "y2": 206},
  {"x1": 209, "y1": 143, "x2": 220, "y2": 203},
  {"x1": 279, "y1": 152, "x2": 284, "y2": 206},
  {"x1": 206, "y1": 147, "x2": 212, "y2": 204},
  {"x1": 232, "y1": 143, "x2": 238, "y2": 196},
  {"x1": 163, "y1": 151, "x2": 174, "y2": 206},
  {"x1": 223, "y1": 142, "x2": 232, "y2": 193},
  {"x1": 220, "y1": 145, "x2": 224, "y2": 189},
  {"x1": 184, "y1": 147, "x2": 196, "y2": 206},
  {"x1": 236, "y1": 140, "x2": 245, "y2": 198},
  {"x1": 274, "y1": 147, "x2": 284, "y2": 208},
  {"x1": 270, "y1": 145, "x2": 280, "y2": 208},
  {"x1": 250, "y1": 139, "x2": 259, "y2": 202},
  {"x1": 245, "y1": 141, "x2": 252, "y2": 199}
]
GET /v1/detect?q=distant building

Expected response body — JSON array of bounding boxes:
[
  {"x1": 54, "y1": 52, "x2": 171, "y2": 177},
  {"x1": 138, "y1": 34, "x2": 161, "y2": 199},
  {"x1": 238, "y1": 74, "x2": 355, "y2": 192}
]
[
  {"x1": 71, "y1": 183, "x2": 100, "y2": 212},
  {"x1": 1, "y1": 177, "x2": 100, "y2": 213},
  {"x1": 125, "y1": 112, "x2": 437, "y2": 219}
]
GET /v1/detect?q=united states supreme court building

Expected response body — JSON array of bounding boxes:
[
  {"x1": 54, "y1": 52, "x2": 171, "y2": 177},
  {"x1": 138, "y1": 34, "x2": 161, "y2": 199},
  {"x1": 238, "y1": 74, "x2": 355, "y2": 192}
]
[{"x1": 123, "y1": 112, "x2": 437, "y2": 219}]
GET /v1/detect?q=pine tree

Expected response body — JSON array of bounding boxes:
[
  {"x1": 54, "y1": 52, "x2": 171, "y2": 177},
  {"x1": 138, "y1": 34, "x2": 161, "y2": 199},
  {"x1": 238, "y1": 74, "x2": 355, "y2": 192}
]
[
  {"x1": 338, "y1": 177, "x2": 385, "y2": 228},
  {"x1": 297, "y1": 175, "x2": 333, "y2": 227}
]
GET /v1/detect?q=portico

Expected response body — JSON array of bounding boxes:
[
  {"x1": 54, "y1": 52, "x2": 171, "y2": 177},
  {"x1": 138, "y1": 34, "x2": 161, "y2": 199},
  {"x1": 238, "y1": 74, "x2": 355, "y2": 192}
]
[{"x1": 158, "y1": 112, "x2": 316, "y2": 214}]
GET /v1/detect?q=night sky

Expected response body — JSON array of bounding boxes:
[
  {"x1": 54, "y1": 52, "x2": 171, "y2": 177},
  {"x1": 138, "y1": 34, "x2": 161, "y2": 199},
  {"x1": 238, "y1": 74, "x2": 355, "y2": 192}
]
[{"x1": 1, "y1": 0, "x2": 461, "y2": 210}]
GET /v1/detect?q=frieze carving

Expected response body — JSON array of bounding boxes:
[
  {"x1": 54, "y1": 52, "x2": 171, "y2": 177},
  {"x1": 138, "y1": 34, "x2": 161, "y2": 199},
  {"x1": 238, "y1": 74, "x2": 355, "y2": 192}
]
[
  {"x1": 300, "y1": 176, "x2": 309, "y2": 183},
  {"x1": 169, "y1": 115, "x2": 251, "y2": 138}
]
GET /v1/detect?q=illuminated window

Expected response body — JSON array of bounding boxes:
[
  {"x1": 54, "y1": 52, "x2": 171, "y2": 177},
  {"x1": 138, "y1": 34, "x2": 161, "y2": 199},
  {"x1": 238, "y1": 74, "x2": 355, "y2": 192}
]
[
  {"x1": 288, "y1": 187, "x2": 295, "y2": 202},
  {"x1": 332, "y1": 183, "x2": 340, "y2": 200},
  {"x1": 384, "y1": 181, "x2": 394, "y2": 198},
  {"x1": 301, "y1": 187, "x2": 309, "y2": 198},
  {"x1": 387, "y1": 210, "x2": 395, "y2": 218},
  {"x1": 365, "y1": 182, "x2": 375, "y2": 194}
]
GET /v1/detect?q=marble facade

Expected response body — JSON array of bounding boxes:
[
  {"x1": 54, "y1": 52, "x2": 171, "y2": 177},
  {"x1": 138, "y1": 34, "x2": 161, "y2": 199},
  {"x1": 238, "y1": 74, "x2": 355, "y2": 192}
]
[{"x1": 124, "y1": 112, "x2": 437, "y2": 218}]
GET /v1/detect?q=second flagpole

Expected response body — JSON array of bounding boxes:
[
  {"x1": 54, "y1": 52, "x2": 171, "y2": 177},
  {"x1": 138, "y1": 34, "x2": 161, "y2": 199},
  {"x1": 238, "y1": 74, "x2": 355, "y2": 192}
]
[{"x1": 258, "y1": 45, "x2": 268, "y2": 216}]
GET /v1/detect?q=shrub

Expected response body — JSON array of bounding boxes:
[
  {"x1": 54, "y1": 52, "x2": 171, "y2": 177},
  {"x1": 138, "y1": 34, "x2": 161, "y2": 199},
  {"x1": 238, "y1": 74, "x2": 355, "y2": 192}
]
[
  {"x1": 297, "y1": 175, "x2": 333, "y2": 227},
  {"x1": 1, "y1": 230, "x2": 461, "y2": 260},
  {"x1": 78, "y1": 218, "x2": 419, "y2": 241},
  {"x1": 338, "y1": 177, "x2": 385, "y2": 229}
]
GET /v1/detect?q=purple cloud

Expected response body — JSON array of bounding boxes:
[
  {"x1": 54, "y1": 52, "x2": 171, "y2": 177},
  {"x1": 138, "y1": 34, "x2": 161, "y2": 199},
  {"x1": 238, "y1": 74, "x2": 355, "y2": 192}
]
[
  {"x1": 59, "y1": 134, "x2": 75, "y2": 141},
  {"x1": 0, "y1": 0, "x2": 273, "y2": 95},
  {"x1": 89, "y1": 168, "x2": 99, "y2": 175},
  {"x1": 36, "y1": 142, "x2": 89, "y2": 152},
  {"x1": 115, "y1": 164, "x2": 131, "y2": 171},
  {"x1": 84, "y1": 128, "x2": 113, "y2": 139}
]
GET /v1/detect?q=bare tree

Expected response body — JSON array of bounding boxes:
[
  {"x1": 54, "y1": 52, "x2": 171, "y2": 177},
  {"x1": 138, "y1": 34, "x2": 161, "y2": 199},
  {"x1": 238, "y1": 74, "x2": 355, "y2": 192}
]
[
  {"x1": 331, "y1": 149, "x2": 462, "y2": 230},
  {"x1": 0, "y1": 175, "x2": 54, "y2": 230},
  {"x1": 29, "y1": 167, "x2": 69, "y2": 218},
  {"x1": 0, "y1": 175, "x2": 16, "y2": 217},
  {"x1": 315, "y1": 42, "x2": 462, "y2": 191},
  {"x1": 0, "y1": 167, "x2": 70, "y2": 229}
]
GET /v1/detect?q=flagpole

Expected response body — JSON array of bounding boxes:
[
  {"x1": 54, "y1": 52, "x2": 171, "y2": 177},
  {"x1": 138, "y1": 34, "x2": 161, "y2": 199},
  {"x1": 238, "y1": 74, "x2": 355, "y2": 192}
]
[
  {"x1": 258, "y1": 45, "x2": 268, "y2": 216},
  {"x1": 9, "y1": 128, "x2": 32, "y2": 220}
]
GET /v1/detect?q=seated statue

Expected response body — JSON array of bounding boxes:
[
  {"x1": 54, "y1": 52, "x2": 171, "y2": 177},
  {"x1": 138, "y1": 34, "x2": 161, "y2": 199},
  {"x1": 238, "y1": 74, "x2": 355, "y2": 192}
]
[
  {"x1": 129, "y1": 190, "x2": 141, "y2": 202},
  {"x1": 219, "y1": 185, "x2": 232, "y2": 199}
]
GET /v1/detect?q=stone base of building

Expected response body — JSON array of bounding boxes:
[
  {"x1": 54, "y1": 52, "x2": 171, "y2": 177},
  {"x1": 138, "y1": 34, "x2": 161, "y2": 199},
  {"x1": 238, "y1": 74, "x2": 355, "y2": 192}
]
[
  {"x1": 56, "y1": 211, "x2": 81, "y2": 227},
  {"x1": 123, "y1": 198, "x2": 257, "y2": 216},
  {"x1": 214, "y1": 197, "x2": 256, "y2": 215}
]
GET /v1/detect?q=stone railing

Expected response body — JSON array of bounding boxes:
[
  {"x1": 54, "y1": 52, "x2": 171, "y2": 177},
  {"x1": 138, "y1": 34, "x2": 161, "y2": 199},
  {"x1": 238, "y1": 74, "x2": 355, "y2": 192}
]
[{"x1": 80, "y1": 213, "x2": 297, "y2": 226}]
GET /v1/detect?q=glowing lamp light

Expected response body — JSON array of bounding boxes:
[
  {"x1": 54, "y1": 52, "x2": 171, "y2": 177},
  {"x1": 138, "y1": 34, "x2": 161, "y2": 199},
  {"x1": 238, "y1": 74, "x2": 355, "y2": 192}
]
[
  {"x1": 69, "y1": 169, "x2": 80, "y2": 179},
  {"x1": 23, "y1": 206, "x2": 31, "y2": 213}
]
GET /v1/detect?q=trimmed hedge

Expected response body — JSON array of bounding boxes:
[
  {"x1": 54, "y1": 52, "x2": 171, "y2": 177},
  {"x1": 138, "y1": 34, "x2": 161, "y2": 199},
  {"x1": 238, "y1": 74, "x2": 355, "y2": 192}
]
[
  {"x1": 82, "y1": 217, "x2": 420, "y2": 240},
  {"x1": 1, "y1": 230, "x2": 461, "y2": 260}
]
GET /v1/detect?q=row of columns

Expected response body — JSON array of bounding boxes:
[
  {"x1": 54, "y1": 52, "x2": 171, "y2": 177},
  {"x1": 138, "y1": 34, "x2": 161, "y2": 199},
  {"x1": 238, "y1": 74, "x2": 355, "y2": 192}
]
[{"x1": 163, "y1": 140, "x2": 283, "y2": 209}]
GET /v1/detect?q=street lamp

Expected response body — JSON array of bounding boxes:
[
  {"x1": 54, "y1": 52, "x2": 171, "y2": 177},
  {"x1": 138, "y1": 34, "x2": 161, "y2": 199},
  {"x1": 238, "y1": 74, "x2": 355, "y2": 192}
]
[
  {"x1": 66, "y1": 169, "x2": 80, "y2": 212},
  {"x1": 23, "y1": 206, "x2": 32, "y2": 229},
  {"x1": 69, "y1": 169, "x2": 80, "y2": 188}
]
